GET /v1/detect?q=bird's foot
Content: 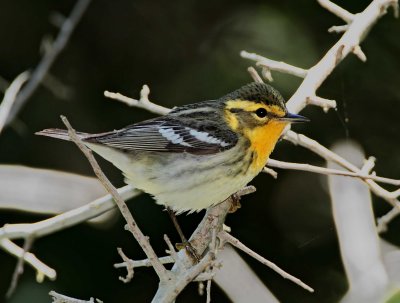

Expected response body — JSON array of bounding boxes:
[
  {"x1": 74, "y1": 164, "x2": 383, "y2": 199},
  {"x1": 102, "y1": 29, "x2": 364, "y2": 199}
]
[
  {"x1": 228, "y1": 193, "x2": 242, "y2": 213},
  {"x1": 175, "y1": 241, "x2": 201, "y2": 263}
]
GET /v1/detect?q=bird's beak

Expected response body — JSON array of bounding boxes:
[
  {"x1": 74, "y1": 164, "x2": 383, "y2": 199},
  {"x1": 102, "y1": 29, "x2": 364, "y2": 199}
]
[{"x1": 278, "y1": 112, "x2": 309, "y2": 123}]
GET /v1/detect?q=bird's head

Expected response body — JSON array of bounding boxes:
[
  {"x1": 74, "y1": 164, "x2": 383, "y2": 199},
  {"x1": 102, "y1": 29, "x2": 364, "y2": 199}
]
[{"x1": 222, "y1": 82, "x2": 308, "y2": 132}]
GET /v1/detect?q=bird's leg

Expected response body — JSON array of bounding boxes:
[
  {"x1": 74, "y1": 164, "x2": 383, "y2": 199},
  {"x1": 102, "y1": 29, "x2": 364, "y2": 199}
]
[
  {"x1": 228, "y1": 193, "x2": 242, "y2": 213},
  {"x1": 165, "y1": 207, "x2": 200, "y2": 263}
]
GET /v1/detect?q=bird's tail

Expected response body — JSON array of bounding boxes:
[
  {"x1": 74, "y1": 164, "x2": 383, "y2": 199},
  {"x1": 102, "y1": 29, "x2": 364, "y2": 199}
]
[{"x1": 35, "y1": 128, "x2": 90, "y2": 141}]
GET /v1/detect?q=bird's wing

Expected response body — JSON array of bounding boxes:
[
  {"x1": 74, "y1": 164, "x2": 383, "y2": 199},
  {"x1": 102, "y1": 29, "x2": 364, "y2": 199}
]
[{"x1": 84, "y1": 117, "x2": 238, "y2": 155}]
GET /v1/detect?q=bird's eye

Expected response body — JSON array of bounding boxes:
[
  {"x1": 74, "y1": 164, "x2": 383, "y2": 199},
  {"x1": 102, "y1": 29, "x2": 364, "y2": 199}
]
[{"x1": 255, "y1": 108, "x2": 267, "y2": 118}]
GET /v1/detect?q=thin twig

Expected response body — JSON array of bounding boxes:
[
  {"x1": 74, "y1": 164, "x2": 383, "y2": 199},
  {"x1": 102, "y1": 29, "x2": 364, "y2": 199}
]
[
  {"x1": 242, "y1": 0, "x2": 397, "y2": 114},
  {"x1": 267, "y1": 159, "x2": 400, "y2": 186},
  {"x1": 6, "y1": 236, "x2": 35, "y2": 298},
  {"x1": 60, "y1": 115, "x2": 171, "y2": 283},
  {"x1": 152, "y1": 193, "x2": 243, "y2": 302},
  {"x1": 104, "y1": 85, "x2": 170, "y2": 115},
  {"x1": 284, "y1": 131, "x2": 400, "y2": 208},
  {"x1": 247, "y1": 67, "x2": 265, "y2": 83},
  {"x1": 0, "y1": 239, "x2": 56, "y2": 282},
  {"x1": 377, "y1": 207, "x2": 400, "y2": 233},
  {"x1": 219, "y1": 231, "x2": 314, "y2": 293},
  {"x1": 0, "y1": 185, "x2": 139, "y2": 241},
  {"x1": 164, "y1": 234, "x2": 178, "y2": 261},
  {"x1": 328, "y1": 24, "x2": 349, "y2": 33},
  {"x1": 0, "y1": 72, "x2": 30, "y2": 133},
  {"x1": 317, "y1": 0, "x2": 354, "y2": 23},
  {"x1": 352, "y1": 45, "x2": 367, "y2": 62},
  {"x1": 49, "y1": 291, "x2": 102, "y2": 303},
  {"x1": 263, "y1": 167, "x2": 278, "y2": 179},
  {"x1": 306, "y1": 96, "x2": 337, "y2": 112},
  {"x1": 206, "y1": 279, "x2": 212, "y2": 303},
  {"x1": 114, "y1": 256, "x2": 174, "y2": 270},
  {"x1": 240, "y1": 51, "x2": 308, "y2": 78},
  {"x1": 116, "y1": 247, "x2": 134, "y2": 283},
  {"x1": 4, "y1": 0, "x2": 92, "y2": 129},
  {"x1": 158, "y1": 252, "x2": 214, "y2": 303}
]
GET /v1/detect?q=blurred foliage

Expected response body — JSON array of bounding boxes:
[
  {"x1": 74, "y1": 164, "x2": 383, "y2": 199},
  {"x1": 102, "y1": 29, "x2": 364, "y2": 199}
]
[{"x1": 0, "y1": 0, "x2": 399, "y2": 302}]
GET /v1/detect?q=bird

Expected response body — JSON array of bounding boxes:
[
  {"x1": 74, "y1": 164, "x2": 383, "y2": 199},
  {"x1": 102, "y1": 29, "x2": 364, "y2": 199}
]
[{"x1": 37, "y1": 82, "x2": 308, "y2": 214}]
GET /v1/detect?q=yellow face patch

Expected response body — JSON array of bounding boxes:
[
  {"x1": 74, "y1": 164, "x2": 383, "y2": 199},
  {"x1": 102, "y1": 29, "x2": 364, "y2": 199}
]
[
  {"x1": 244, "y1": 120, "x2": 288, "y2": 172},
  {"x1": 224, "y1": 99, "x2": 287, "y2": 172},
  {"x1": 224, "y1": 110, "x2": 239, "y2": 131},
  {"x1": 225, "y1": 99, "x2": 286, "y2": 118}
]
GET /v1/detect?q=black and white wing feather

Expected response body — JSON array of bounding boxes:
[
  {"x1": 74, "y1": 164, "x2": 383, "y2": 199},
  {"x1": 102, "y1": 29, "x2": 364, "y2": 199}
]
[{"x1": 85, "y1": 117, "x2": 238, "y2": 155}]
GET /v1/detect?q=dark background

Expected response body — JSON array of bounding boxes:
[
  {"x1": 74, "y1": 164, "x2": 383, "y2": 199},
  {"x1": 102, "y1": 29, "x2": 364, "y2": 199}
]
[{"x1": 0, "y1": 0, "x2": 399, "y2": 302}]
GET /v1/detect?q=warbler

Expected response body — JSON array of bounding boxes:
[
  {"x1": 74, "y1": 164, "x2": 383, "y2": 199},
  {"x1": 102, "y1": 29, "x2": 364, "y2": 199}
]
[{"x1": 37, "y1": 82, "x2": 307, "y2": 213}]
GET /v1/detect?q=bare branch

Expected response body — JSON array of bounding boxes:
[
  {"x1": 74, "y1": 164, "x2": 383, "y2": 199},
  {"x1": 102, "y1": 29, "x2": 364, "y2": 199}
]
[
  {"x1": 361, "y1": 156, "x2": 376, "y2": 174},
  {"x1": 0, "y1": 185, "x2": 138, "y2": 240},
  {"x1": 0, "y1": 72, "x2": 30, "y2": 133},
  {"x1": 0, "y1": 239, "x2": 56, "y2": 282},
  {"x1": 4, "y1": 0, "x2": 92, "y2": 130},
  {"x1": 247, "y1": 67, "x2": 265, "y2": 83},
  {"x1": 263, "y1": 167, "x2": 278, "y2": 179},
  {"x1": 267, "y1": 159, "x2": 400, "y2": 186},
  {"x1": 157, "y1": 252, "x2": 214, "y2": 303},
  {"x1": 284, "y1": 131, "x2": 400, "y2": 208},
  {"x1": 164, "y1": 234, "x2": 178, "y2": 261},
  {"x1": 49, "y1": 291, "x2": 102, "y2": 303},
  {"x1": 114, "y1": 256, "x2": 174, "y2": 270},
  {"x1": 241, "y1": 51, "x2": 308, "y2": 78},
  {"x1": 328, "y1": 24, "x2": 349, "y2": 33},
  {"x1": 206, "y1": 279, "x2": 212, "y2": 303},
  {"x1": 152, "y1": 196, "x2": 234, "y2": 302},
  {"x1": 6, "y1": 236, "x2": 34, "y2": 298},
  {"x1": 116, "y1": 247, "x2": 134, "y2": 283},
  {"x1": 286, "y1": 0, "x2": 395, "y2": 114},
  {"x1": 377, "y1": 207, "x2": 400, "y2": 233},
  {"x1": 219, "y1": 231, "x2": 314, "y2": 293},
  {"x1": 60, "y1": 116, "x2": 171, "y2": 283},
  {"x1": 306, "y1": 95, "x2": 337, "y2": 112},
  {"x1": 243, "y1": 0, "x2": 397, "y2": 115},
  {"x1": 104, "y1": 85, "x2": 170, "y2": 115},
  {"x1": 317, "y1": 0, "x2": 354, "y2": 23},
  {"x1": 352, "y1": 45, "x2": 367, "y2": 62}
]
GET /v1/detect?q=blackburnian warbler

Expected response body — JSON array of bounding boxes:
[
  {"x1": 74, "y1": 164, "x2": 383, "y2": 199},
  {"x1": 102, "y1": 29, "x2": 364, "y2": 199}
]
[{"x1": 37, "y1": 82, "x2": 308, "y2": 213}]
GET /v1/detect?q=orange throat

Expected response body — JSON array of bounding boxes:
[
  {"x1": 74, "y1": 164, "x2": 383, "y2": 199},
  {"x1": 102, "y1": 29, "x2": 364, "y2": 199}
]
[{"x1": 245, "y1": 121, "x2": 287, "y2": 172}]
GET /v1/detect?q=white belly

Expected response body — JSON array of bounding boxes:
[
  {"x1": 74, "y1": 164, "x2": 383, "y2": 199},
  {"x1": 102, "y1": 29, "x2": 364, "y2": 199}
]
[{"x1": 87, "y1": 142, "x2": 258, "y2": 213}]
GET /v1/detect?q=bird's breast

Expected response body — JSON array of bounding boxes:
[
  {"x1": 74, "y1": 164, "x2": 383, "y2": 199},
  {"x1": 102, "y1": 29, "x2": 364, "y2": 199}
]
[{"x1": 244, "y1": 121, "x2": 287, "y2": 173}]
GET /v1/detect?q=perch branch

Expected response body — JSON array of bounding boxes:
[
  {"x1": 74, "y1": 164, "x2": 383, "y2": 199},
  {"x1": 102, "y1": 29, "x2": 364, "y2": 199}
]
[
  {"x1": 152, "y1": 187, "x2": 256, "y2": 302},
  {"x1": 60, "y1": 116, "x2": 171, "y2": 283}
]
